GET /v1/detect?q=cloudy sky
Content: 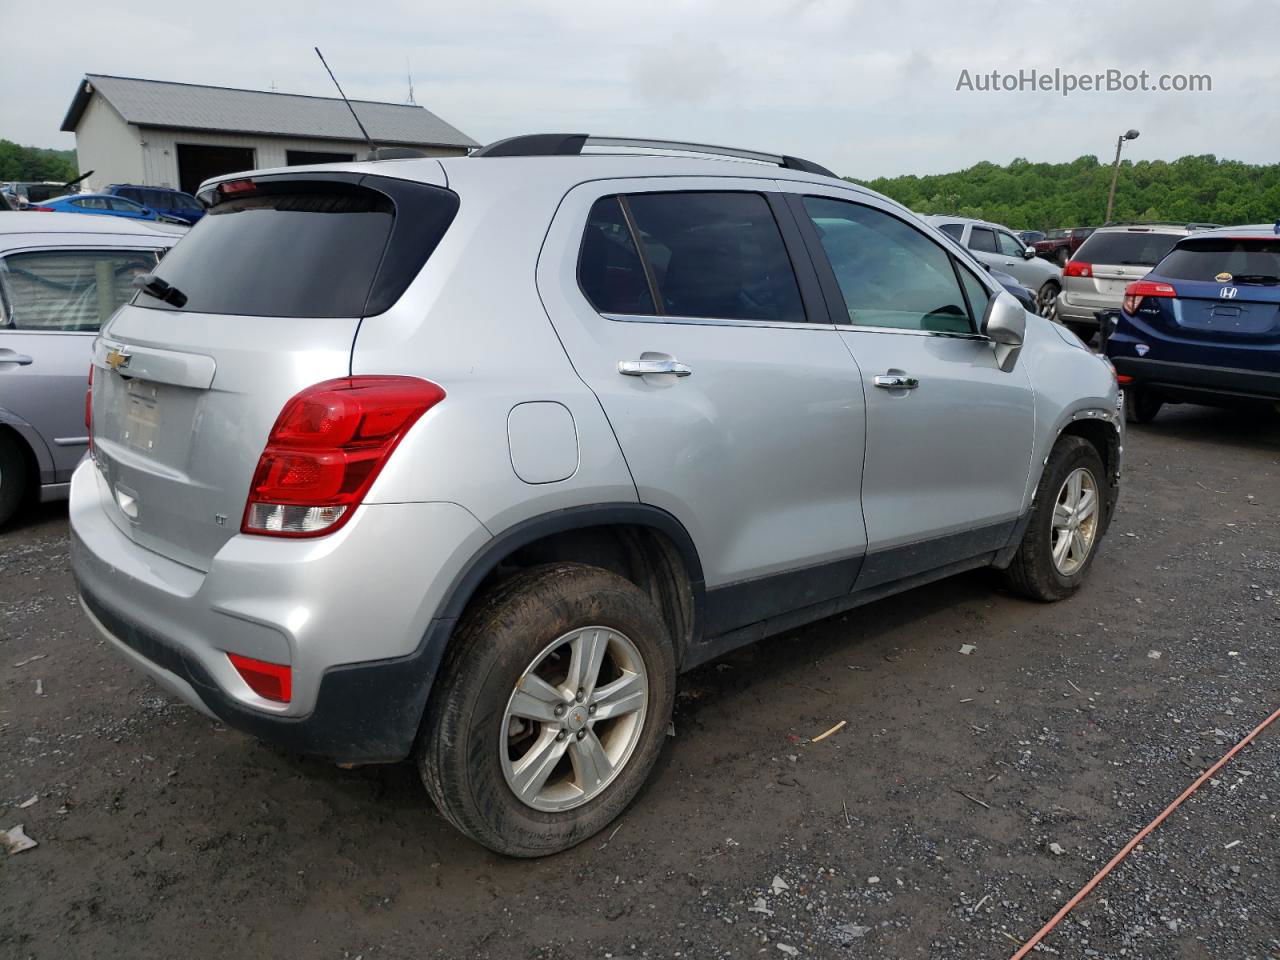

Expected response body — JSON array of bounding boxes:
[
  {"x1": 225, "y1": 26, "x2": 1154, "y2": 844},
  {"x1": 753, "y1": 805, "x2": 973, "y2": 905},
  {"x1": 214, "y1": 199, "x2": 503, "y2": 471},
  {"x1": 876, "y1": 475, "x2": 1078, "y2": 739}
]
[{"x1": 3, "y1": 0, "x2": 1276, "y2": 179}]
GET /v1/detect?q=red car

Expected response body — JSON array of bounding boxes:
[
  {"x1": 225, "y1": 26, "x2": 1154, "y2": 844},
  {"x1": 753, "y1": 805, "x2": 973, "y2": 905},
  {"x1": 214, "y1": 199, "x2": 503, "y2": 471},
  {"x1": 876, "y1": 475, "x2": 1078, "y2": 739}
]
[{"x1": 1035, "y1": 227, "x2": 1095, "y2": 267}]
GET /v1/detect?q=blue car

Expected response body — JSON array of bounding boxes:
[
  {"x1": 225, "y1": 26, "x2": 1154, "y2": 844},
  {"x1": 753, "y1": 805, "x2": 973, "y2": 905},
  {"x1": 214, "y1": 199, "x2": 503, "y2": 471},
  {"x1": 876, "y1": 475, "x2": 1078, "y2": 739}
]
[
  {"x1": 104, "y1": 184, "x2": 205, "y2": 225},
  {"x1": 34, "y1": 192, "x2": 172, "y2": 222},
  {"x1": 1104, "y1": 224, "x2": 1280, "y2": 422}
]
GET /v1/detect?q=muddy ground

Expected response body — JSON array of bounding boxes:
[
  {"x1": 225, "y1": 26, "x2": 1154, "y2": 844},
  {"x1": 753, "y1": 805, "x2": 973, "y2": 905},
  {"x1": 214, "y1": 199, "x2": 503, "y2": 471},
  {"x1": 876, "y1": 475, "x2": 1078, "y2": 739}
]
[{"x1": 2, "y1": 405, "x2": 1278, "y2": 960}]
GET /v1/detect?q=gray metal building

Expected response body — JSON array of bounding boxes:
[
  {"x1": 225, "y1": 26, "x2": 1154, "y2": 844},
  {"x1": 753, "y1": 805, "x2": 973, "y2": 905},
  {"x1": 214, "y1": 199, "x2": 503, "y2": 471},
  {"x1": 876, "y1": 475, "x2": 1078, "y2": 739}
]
[{"x1": 61, "y1": 74, "x2": 477, "y2": 194}]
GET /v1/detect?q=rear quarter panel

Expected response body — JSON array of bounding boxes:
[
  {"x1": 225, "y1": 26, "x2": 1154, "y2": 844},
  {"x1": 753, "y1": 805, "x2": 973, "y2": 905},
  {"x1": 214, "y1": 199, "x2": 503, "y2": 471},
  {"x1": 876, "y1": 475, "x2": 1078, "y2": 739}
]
[{"x1": 351, "y1": 164, "x2": 639, "y2": 533}]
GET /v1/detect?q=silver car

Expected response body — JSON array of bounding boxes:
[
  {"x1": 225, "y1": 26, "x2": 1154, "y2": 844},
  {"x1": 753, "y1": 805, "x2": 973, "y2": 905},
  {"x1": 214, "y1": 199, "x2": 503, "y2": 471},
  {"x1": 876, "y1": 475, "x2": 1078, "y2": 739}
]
[
  {"x1": 69, "y1": 136, "x2": 1123, "y2": 857},
  {"x1": 924, "y1": 215, "x2": 1064, "y2": 318},
  {"x1": 0, "y1": 213, "x2": 183, "y2": 524},
  {"x1": 1056, "y1": 224, "x2": 1193, "y2": 338}
]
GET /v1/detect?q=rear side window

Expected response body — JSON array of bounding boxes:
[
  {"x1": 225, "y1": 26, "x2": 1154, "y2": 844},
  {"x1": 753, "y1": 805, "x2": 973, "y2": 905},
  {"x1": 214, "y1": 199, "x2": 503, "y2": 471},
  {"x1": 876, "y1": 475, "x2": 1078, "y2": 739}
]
[
  {"x1": 1075, "y1": 231, "x2": 1180, "y2": 266},
  {"x1": 0, "y1": 249, "x2": 159, "y2": 331},
  {"x1": 1156, "y1": 237, "x2": 1280, "y2": 284},
  {"x1": 968, "y1": 227, "x2": 998, "y2": 253},
  {"x1": 579, "y1": 191, "x2": 806, "y2": 324},
  {"x1": 936, "y1": 223, "x2": 964, "y2": 241},
  {"x1": 135, "y1": 176, "x2": 458, "y2": 318}
]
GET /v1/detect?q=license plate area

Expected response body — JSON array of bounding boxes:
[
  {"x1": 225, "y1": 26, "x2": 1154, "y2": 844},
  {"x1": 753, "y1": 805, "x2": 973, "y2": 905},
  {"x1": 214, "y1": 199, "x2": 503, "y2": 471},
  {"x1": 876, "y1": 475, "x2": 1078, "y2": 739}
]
[{"x1": 123, "y1": 380, "x2": 162, "y2": 452}]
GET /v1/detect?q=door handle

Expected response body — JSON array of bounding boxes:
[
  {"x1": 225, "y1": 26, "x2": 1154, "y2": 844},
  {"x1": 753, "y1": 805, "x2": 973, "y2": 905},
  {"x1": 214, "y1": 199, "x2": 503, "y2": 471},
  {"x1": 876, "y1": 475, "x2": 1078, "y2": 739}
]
[
  {"x1": 619, "y1": 358, "x2": 692, "y2": 378},
  {"x1": 874, "y1": 374, "x2": 919, "y2": 389},
  {"x1": 0, "y1": 351, "x2": 34, "y2": 366}
]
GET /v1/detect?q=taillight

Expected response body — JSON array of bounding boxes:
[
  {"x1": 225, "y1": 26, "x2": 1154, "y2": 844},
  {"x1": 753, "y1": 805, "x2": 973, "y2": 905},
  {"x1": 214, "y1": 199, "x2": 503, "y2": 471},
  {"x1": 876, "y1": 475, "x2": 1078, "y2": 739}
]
[
  {"x1": 1122, "y1": 280, "x2": 1176, "y2": 315},
  {"x1": 32, "y1": 206, "x2": 55, "y2": 212},
  {"x1": 227, "y1": 653, "x2": 292, "y2": 703},
  {"x1": 1063, "y1": 260, "x2": 1092, "y2": 278},
  {"x1": 241, "y1": 376, "x2": 445, "y2": 538},
  {"x1": 85, "y1": 364, "x2": 94, "y2": 450}
]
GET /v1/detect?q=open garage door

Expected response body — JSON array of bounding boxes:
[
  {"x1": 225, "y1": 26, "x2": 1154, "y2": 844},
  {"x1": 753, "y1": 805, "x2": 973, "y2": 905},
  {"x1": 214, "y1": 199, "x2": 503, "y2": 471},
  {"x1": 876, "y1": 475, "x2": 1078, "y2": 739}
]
[{"x1": 176, "y1": 144, "x2": 256, "y2": 195}]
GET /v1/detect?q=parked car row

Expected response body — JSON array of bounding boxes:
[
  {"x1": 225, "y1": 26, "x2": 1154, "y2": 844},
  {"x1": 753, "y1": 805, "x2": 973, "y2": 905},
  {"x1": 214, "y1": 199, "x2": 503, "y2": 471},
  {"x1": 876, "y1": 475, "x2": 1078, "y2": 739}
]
[{"x1": 3, "y1": 180, "x2": 205, "y2": 225}]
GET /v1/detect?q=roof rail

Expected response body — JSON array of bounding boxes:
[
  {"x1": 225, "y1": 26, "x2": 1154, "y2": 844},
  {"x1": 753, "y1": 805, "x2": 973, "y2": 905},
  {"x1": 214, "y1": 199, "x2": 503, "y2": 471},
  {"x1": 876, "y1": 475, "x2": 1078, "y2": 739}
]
[
  {"x1": 471, "y1": 133, "x2": 837, "y2": 178},
  {"x1": 1102, "y1": 219, "x2": 1222, "y2": 229}
]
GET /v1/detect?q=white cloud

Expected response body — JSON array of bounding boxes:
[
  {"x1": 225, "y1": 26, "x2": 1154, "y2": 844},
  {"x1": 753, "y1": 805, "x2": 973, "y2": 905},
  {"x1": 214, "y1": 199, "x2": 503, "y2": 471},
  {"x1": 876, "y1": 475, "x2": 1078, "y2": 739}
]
[{"x1": 0, "y1": 0, "x2": 1274, "y2": 179}]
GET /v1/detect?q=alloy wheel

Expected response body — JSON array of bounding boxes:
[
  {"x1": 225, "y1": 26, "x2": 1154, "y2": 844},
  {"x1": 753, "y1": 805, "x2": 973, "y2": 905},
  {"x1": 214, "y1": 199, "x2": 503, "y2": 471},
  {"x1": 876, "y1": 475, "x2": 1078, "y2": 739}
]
[
  {"x1": 1037, "y1": 283, "x2": 1059, "y2": 319},
  {"x1": 500, "y1": 626, "x2": 648, "y2": 812},
  {"x1": 1051, "y1": 467, "x2": 1100, "y2": 576}
]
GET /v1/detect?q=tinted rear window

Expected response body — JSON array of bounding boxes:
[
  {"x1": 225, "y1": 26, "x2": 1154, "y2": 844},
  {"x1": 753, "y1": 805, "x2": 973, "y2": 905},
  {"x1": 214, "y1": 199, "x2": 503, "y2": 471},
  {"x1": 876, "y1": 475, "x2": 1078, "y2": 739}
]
[
  {"x1": 1156, "y1": 237, "x2": 1280, "y2": 284},
  {"x1": 1075, "y1": 231, "x2": 1180, "y2": 266},
  {"x1": 625, "y1": 192, "x2": 806, "y2": 323},
  {"x1": 136, "y1": 176, "x2": 457, "y2": 318}
]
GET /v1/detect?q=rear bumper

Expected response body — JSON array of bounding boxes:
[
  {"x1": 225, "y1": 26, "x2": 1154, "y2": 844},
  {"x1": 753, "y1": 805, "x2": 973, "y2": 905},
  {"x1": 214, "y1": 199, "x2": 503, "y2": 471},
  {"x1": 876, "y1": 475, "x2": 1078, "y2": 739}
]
[
  {"x1": 1057, "y1": 292, "x2": 1119, "y2": 326},
  {"x1": 1112, "y1": 356, "x2": 1280, "y2": 402},
  {"x1": 69, "y1": 459, "x2": 490, "y2": 763}
]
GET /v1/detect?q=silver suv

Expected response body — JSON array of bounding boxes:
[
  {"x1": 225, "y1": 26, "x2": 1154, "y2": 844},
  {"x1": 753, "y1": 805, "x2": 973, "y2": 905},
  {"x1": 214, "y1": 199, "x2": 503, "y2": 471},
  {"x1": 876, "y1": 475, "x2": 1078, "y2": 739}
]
[
  {"x1": 1057, "y1": 224, "x2": 1194, "y2": 337},
  {"x1": 924, "y1": 215, "x2": 1064, "y2": 318},
  {"x1": 70, "y1": 135, "x2": 1123, "y2": 857}
]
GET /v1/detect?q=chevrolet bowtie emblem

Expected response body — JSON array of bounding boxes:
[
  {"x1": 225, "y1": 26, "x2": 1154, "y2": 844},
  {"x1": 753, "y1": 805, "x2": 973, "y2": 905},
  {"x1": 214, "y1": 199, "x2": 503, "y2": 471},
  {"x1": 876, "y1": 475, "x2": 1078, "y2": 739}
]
[{"x1": 105, "y1": 347, "x2": 131, "y2": 371}]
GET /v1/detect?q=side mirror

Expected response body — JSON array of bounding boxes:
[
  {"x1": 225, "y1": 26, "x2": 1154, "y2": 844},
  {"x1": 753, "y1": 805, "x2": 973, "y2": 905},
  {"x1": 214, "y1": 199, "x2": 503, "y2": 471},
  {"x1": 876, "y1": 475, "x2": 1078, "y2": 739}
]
[
  {"x1": 141, "y1": 208, "x2": 152, "y2": 216},
  {"x1": 982, "y1": 291, "x2": 1026, "y2": 372},
  {"x1": 1023, "y1": 246, "x2": 1036, "y2": 259}
]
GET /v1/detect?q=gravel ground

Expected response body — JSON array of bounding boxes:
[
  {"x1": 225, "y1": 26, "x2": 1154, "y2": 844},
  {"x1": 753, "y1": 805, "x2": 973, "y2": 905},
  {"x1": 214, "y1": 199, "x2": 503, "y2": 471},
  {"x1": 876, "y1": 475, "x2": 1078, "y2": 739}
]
[{"x1": 1, "y1": 403, "x2": 1277, "y2": 960}]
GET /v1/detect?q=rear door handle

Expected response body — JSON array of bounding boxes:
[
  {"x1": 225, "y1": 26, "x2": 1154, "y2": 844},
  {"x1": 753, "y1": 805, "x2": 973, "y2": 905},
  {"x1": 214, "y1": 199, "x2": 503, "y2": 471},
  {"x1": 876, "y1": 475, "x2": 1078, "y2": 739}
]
[
  {"x1": 619, "y1": 359, "x2": 693, "y2": 378},
  {"x1": 0, "y1": 351, "x2": 34, "y2": 366},
  {"x1": 874, "y1": 374, "x2": 919, "y2": 389}
]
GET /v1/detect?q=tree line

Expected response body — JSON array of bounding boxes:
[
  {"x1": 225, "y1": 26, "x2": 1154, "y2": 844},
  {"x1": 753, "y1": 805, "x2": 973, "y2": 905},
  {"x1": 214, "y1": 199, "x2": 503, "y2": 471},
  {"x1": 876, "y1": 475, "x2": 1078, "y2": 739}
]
[
  {"x1": 852, "y1": 155, "x2": 1280, "y2": 231},
  {"x1": 0, "y1": 140, "x2": 79, "y2": 184}
]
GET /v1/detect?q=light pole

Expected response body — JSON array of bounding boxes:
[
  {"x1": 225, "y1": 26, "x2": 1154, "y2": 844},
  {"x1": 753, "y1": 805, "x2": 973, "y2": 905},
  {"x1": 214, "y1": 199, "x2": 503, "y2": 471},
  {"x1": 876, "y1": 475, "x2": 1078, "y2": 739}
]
[{"x1": 1105, "y1": 128, "x2": 1140, "y2": 224}]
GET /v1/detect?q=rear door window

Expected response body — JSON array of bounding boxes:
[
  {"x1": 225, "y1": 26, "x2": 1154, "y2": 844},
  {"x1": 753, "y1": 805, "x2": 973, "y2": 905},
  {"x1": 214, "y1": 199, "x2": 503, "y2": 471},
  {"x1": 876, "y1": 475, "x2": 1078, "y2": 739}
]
[
  {"x1": 134, "y1": 176, "x2": 458, "y2": 318},
  {"x1": 968, "y1": 227, "x2": 998, "y2": 253},
  {"x1": 1076, "y1": 231, "x2": 1181, "y2": 266},
  {"x1": 638, "y1": 192, "x2": 804, "y2": 323},
  {"x1": 0, "y1": 249, "x2": 159, "y2": 331},
  {"x1": 801, "y1": 196, "x2": 975, "y2": 334},
  {"x1": 1156, "y1": 237, "x2": 1280, "y2": 284}
]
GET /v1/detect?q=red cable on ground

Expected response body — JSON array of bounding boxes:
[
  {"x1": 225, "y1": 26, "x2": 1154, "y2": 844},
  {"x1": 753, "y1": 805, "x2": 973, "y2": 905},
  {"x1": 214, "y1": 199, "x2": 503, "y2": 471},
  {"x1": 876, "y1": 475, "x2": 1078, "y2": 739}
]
[{"x1": 1009, "y1": 704, "x2": 1280, "y2": 959}]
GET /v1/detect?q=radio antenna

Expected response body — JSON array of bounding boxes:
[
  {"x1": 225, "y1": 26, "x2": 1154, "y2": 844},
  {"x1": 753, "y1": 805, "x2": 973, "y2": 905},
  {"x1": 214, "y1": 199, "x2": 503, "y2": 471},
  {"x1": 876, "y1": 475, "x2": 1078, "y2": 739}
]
[{"x1": 314, "y1": 47, "x2": 377, "y2": 155}]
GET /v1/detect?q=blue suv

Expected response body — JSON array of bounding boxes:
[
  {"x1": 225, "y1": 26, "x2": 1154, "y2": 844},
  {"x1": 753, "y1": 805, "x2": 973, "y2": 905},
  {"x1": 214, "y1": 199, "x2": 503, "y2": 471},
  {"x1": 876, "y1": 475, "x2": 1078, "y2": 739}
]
[
  {"x1": 1105, "y1": 224, "x2": 1280, "y2": 422},
  {"x1": 104, "y1": 184, "x2": 205, "y2": 225}
]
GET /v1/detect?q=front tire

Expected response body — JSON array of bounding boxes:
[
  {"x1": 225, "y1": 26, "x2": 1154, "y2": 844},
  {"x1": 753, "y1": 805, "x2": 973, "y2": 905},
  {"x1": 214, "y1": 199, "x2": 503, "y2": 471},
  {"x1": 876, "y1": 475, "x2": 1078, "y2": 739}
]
[
  {"x1": 1036, "y1": 280, "x2": 1060, "y2": 319},
  {"x1": 0, "y1": 434, "x2": 28, "y2": 528},
  {"x1": 419, "y1": 563, "x2": 677, "y2": 857},
  {"x1": 1002, "y1": 436, "x2": 1109, "y2": 602}
]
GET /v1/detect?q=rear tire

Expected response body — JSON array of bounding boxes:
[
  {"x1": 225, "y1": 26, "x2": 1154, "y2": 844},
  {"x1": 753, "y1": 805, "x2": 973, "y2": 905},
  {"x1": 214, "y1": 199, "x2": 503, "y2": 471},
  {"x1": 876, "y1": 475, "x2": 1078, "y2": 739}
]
[
  {"x1": 1125, "y1": 389, "x2": 1163, "y2": 424},
  {"x1": 1002, "y1": 436, "x2": 1108, "y2": 602},
  {"x1": 418, "y1": 562, "x2": 676, "y2": 857},
  {"x1": 0, "y1": 434, "x2": 27, "y2": 528}
]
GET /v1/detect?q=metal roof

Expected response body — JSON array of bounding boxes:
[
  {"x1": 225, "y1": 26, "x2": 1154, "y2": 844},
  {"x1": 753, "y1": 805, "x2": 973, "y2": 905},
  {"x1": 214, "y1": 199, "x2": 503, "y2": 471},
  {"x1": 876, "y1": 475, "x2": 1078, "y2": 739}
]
[{"x1": 62, "y1": 74, "x2": 477, "y2": 149}]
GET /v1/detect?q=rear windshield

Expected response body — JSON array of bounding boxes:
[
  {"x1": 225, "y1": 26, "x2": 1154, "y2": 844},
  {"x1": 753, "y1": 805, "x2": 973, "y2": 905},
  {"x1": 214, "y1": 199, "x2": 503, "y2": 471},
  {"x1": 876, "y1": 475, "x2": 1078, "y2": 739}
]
[
  {"x1": 1075, "y1": 230, "x2": 1180, "y2": 266},
  {"x1": 135, "y1": 176, "x2": 457, "y2": 318},
  {"x1": 1156, "y1": 237, "x2": 1280, "y2": 284}
]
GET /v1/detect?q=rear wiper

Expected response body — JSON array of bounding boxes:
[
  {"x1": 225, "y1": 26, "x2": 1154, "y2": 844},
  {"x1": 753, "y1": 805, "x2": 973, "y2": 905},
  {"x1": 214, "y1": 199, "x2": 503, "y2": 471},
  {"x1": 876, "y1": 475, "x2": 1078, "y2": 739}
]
[
  {"x1": 133, "y1": 273, "x2": 188, "y2": 307},
  {"x1": 1229, "y1": 274, "x2": 1280, "y2": 285}
]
